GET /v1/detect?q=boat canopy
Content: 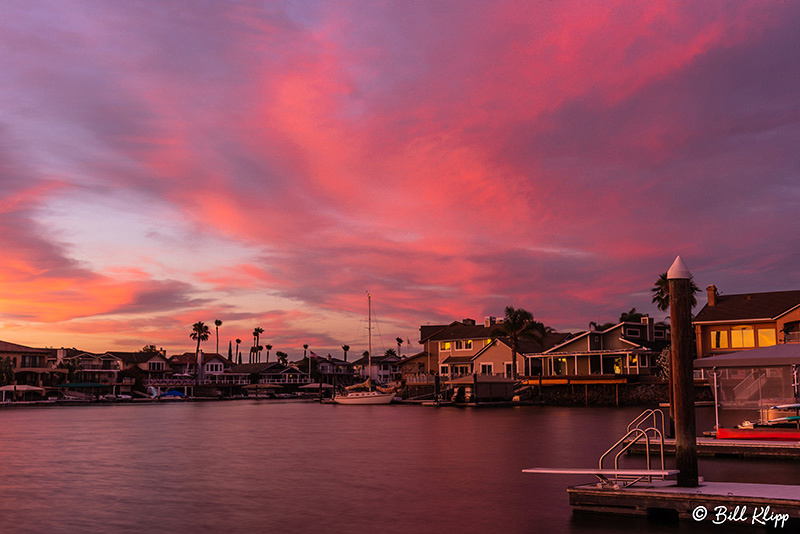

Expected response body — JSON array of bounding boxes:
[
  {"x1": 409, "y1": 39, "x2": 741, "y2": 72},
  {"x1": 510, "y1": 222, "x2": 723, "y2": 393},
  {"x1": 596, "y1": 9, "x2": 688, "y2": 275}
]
[{"x1": 694, "y1": 344, "x2": 800, "y2": 369}]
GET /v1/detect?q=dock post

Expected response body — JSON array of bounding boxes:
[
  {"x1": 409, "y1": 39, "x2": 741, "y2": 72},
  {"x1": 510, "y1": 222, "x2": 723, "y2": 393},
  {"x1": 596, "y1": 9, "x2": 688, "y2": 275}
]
[{"x1": 668, "y1": 256, "x2": 698, "y2": 487}]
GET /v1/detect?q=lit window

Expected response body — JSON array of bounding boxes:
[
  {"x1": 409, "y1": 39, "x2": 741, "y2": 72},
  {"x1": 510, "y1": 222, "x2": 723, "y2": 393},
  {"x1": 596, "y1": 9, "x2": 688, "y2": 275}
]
[
  {"x1": 465, "y1": 340, "x2": 473, "y2": 349},
  {"x1": 710, "y1": 330, "x2": 728, "y2": 349},
  {"x1": 629, "y1": 355, "x2": 638, "y2": 366},
  {"x1": 440, "y1": 342, "x2": 451, "y2": 351},
  {"x1": 731, "y1": 326, "x2": 755, "y2": 348},
  {"x1": 758, "y1": 329, "x2": 777, "y2": 347},
  {"x1": 485, "y1": 339, "x2": 492, "y2": 346}
]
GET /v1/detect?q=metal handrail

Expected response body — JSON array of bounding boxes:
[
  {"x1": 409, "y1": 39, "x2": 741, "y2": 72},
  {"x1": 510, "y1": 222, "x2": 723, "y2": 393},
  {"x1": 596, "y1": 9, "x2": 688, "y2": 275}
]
[
  {"x1": 597, "y1": 409, "x2": 670, "y2": 483},
  {"x1": 599, "y1": 428, "x2": 651, "y2": 475},
  {"x1": 627, "y1": 408, "x2": 665, "y2": 435}
]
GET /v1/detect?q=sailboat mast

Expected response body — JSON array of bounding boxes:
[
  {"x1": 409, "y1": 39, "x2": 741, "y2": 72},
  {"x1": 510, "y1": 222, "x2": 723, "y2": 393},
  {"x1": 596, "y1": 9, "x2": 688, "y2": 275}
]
[{"x1": 367, "y1": 291, "x2": 372, "y2": 387}]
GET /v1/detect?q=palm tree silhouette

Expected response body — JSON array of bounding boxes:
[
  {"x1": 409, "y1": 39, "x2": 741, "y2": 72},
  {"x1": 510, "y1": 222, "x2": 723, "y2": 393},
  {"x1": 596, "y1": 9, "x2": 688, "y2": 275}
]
[
  {"x1": 252, "y1": 327, "x2": 264, "y2": 363},
  {"x1": 651, "y1": 272, "x2": 699, "y2": 311},
  {"x1": 235, "y1": 338, "x2": 241, "y2": 364},
  {"x1": 396, "y1": 337, "x2": 403, "y2": 357},
  {"x1": 190, "y1": 321, "x2": 211, "y2": 377},
  {"x1": 494, "y1": 306, "x2": 544, "y2": 380},
  {"x1": 265, "y1": 344, "x2": 273, "y2": 363},
  {"x1": 214, "y1": 319, "x2": 223, "y2": 354},
  {"x1": 341, "y1": 344, "x2": 350, "y2": 362}
]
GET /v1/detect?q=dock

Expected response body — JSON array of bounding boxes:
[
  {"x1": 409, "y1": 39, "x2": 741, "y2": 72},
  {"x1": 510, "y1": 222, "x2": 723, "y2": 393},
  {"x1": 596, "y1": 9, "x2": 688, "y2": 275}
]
[
  {"x1": 568, "y1": 480, "x2": 798, "y2": 528},
  {"x1": 626, "y1": 436, "x2": 800, "y2": 459}
]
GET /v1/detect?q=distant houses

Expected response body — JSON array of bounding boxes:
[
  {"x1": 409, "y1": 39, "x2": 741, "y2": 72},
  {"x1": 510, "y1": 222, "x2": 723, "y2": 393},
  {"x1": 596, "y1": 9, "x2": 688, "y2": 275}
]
[{"x1": 5, "y1": 281, "x2": 800, "y2": 403}]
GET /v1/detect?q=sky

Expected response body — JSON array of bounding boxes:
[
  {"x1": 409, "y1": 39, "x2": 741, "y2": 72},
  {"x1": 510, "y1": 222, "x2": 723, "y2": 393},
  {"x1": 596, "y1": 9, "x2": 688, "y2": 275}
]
[{"x1": 1, "y1": 0, "x2": 799, "y2": 359}]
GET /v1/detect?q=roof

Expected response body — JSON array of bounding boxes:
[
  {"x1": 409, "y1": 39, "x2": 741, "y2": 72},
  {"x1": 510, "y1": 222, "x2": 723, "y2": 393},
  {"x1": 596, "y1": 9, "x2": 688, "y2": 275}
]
[
  {"x1": 694, "y1": 289, "x2": 800, "y2": 323},
  {"x1": 111, "y1": 351, "x2": 168, "y2": 364},
  {"x1": 351, "y1": 354, "x2": 401, "y2": 365},
  {"x1": 694, "y1": 344, "x2": 800, "y2": 368},
  {"x1": 442, "y1": 355, "x2": 475, "y2": 364},
  {"x1": 231, "y1": 362, "x2": 290, "y2": 374},
  {"x1": 0, "y1": 340, "x2": 49, "y2": 354},
  {"x1": 426, "y1": 322, "x2": 495, "y2": 342}
]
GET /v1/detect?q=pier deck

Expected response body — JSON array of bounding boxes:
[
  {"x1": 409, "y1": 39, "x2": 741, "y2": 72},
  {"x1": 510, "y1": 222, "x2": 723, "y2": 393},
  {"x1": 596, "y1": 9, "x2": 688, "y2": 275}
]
[
  {"x1": 626, "y1": 436, "x2": 800, "y2": 459},
  {"x1": 568, "y1": 480, "x2": 800, "y2": 527}
]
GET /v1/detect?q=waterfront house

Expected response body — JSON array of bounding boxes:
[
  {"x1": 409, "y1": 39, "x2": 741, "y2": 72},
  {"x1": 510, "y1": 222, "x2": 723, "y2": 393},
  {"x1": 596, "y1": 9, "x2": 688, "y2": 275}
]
[
  {"x1": 420, "y1": 318, "x2": 500, "y2": 377},
  {"x1": 351, "y1": 352, "x2": 401, "y2": 384},
  {"x1": 397, "y1": 351, "x2": 436, "y2": 378},
  {"x1": 113, "y1": 351, "x2": 171, "y2": 389},
  {"x1": 693, "y1": 285, "x2": 800, "y2": 359},
  {"x1": 419, "y1": 317, "x2": 572, "y2": 379},
  {"x1": 51, "y1": 348, "x2": 121, "y2": 385},
  {"x1": 1, "y1": 340, "x2": 62, "y2": 387},
  {"x1": 230, "y1": 362, "x2": 310, "y2": 393},
  {"x1": 469, "y1": 333, "x2": 571, "y2": 378},
  {"x1": 315, "y1": 355, "x2": 355, "y2": 385},
  {"x1": 535, "y1": 316, "x2": 668, "y2": 377}
]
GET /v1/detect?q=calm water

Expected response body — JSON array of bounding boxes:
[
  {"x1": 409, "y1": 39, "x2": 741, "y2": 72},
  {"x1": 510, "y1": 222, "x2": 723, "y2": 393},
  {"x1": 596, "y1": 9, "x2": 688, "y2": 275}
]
[{"x1": 1, "y1": 402, "x2": 798, "y2": 533}]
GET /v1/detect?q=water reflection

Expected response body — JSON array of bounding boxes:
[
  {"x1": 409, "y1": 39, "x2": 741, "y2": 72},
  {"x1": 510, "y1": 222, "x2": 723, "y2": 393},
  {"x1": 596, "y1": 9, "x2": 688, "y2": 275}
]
[{"x1": 0, "y1": 403, "x2": 796, "y2": 533}]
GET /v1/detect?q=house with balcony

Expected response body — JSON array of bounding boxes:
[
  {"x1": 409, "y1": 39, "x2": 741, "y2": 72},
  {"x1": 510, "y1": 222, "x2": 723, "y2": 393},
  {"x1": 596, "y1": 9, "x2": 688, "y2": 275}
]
[
  {"x1": 418, "y1": 317, "x2": 571, "y2": 379},
  {"x1": 420, "y1": 318, "x2": 500, "y2": 378},
  {"x1": 351, "y1": 352, "x2": 401, "y2": 384},
  {"x1": 693, "y1": 285, "x2": 800, "y2": 359},
  {"x1": 51, "y1": 348, "x2": 122, "y2": 385},
  {"x1": 1, "y1": 340, "x2": 63, "y2": 387},
  {"x1": 468, "y1": 333, "x2": 572, "y2": 378},
  {"x1": 534, "y1": 316, "x2": 669, "y2": 378},
  {"x1": 315, "y1": 355, "x2": 355, "y2": 385}
]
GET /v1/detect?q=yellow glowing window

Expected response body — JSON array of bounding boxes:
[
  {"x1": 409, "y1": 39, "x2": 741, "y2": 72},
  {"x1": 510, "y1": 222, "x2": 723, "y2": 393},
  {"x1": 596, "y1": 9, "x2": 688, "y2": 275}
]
[
  {"x1": 710, "y1": 330, "x2": 728, "y2": 349},
  {"x1": 629, "y1": 355, "x2": 638, "y2": 366},
  {"x1": 485, "y1": 339, "x2": 492, "y2": 346},
  {"x1": 440, "y1": 342, "x2": 451, "y2": 351},
  {"x1": 758, "y1": 329, "x2": 777, "y2": 347},
  {"x1": 465, "y1": 340, "x2": 473, "y2": 349},
  {"x1": 731, "y1": 326, "x2": 755, "y2": 348}
]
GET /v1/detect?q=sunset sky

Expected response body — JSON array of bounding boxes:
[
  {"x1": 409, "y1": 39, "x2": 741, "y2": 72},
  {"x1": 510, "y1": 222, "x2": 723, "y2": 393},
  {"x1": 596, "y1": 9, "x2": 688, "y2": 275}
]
[{"x1": 1, "y1": 1, "x2": 799, "y2": 358}]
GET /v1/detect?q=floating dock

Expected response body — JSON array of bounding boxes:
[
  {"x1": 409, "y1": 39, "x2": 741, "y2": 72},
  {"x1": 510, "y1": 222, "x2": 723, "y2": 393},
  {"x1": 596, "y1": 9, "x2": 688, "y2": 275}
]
[
  {"x1": 568, "y1": 480, "x2": 799, "y2": 528},
  {"x1": 627, "y1": 436, "x2": 800, "y2": 459}
]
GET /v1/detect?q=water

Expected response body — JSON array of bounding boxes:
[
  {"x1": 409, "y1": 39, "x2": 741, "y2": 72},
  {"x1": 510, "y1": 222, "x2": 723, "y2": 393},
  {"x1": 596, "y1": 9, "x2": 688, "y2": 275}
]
[{"x1": 1, "y1": 402, "x2": 798, "y2": 533}]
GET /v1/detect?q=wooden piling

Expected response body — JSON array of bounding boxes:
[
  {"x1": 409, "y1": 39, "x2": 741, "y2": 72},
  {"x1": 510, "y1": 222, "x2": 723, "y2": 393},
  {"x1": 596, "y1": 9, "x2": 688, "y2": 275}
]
[{"x1": 668, "y1": 256, "x2": 698, "y2": 487}]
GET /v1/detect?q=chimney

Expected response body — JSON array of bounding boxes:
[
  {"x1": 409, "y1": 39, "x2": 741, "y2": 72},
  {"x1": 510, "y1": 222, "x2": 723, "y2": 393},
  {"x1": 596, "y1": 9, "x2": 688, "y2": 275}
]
[
  {"x1": 462, "y1": 318, "x2": 476, "y2": 326},
  {"x1": 484, "y1": 316, "x2": 496, "y2": 328},
  {"x1": 641, "y1": 315, "x2": 655, "y2": 341},
  {"x1": 707, "y1": 285, "x2": 718, "y2": 307}
]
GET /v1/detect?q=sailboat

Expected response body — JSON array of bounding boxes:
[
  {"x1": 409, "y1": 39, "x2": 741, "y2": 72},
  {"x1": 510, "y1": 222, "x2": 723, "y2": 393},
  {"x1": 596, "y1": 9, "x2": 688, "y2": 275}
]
[{"x1": 333, "y1": 292, "x2": 396, "y2": 405}]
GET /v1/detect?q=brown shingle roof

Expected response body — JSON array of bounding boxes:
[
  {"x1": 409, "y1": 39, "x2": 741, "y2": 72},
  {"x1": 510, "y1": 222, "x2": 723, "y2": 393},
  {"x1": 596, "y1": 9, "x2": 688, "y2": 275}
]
[{"x1": 694, "y1": 290, "x2": 800, "y2": 323}]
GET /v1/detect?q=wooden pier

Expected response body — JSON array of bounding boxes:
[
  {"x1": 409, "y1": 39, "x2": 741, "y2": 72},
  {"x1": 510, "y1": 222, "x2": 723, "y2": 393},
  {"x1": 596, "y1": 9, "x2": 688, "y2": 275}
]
[
  {"x1": 568, "y1": 480, "x2": 799, "y2": 527},
  {"x1": 627, "y1": 436, "x2": 800, "y2": 459}
]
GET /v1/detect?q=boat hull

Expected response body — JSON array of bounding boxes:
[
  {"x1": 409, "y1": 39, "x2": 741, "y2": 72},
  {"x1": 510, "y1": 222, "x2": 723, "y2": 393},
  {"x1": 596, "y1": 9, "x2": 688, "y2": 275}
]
[{"x1": 333, "y1": 391, "x2": 395, "y2": 405}]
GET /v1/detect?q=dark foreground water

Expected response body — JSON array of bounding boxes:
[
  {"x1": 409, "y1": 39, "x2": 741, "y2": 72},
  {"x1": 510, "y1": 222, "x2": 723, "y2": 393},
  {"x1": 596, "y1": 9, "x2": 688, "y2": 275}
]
[{"x1": 1, "y1": 402, "x2": 798, "y2": 533}]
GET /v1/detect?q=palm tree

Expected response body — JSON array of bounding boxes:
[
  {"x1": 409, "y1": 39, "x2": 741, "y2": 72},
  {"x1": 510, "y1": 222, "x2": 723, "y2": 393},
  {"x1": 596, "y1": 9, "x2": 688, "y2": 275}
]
[
  {"x1": 493, "y1": 306, "x2": 545, "y2": 380},
  {"x1": 619, "y1": 307, "x2": 643, "y2": 323},
  {"x1": 214, "y1": 319, "x2": 223, "y2": 354},
  {"x1": 384, "y1": 348, "x2": 397, "y2": 357},
  {"x1": 303, "y1": 344, "x2": 309, "y2": 359},
  {"x1": 265, "y1": 344, "x2": 273, "y2": 363},
  {"x1": 235, "y1": 338, "x2": 241, "y2": 364},
  {"x1": 276, "y1": 351, "x2": 288, "y2": 365},
  {"x1": 252, "y1": 327, "x2": 264, "y2": 363},
  {"x1": 57, "y1": 357, "x2": 83, "y2": 383},
  {"x1": 190, "y1": 321, "x2": 211, "y2": 376},
  {"x1": 396, "y1": 337, "x2": 403, "y2": 357},
  {"x1": 651, "y1": 272, "x2": 700, "y2": 311},
  {"x1": 341, "y1": 344, "x2": 350, "y2": 362}
]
